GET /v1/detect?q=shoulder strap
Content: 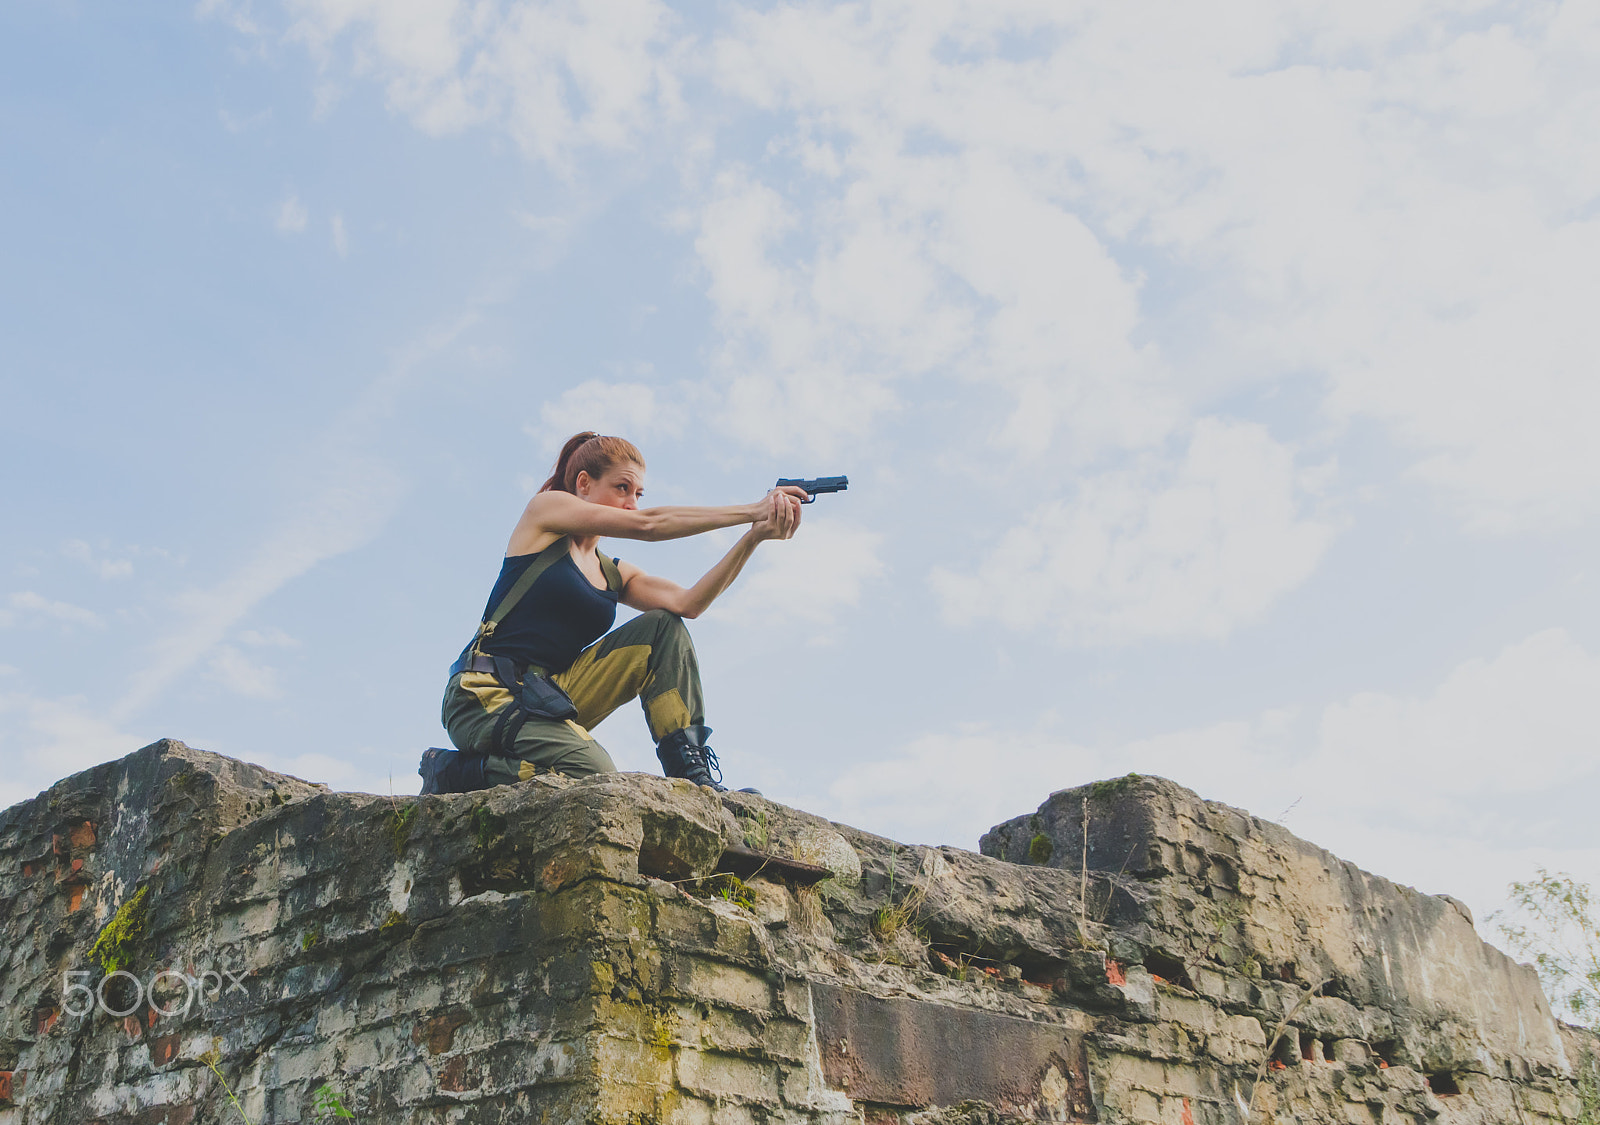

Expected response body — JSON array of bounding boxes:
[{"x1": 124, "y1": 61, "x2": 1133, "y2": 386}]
[
  {"x1": 598, "y1": 552, "x2": 624, "y2": 594},
  {"x1": 479, "y1": 536, "x2": 570, "y2": 641}
]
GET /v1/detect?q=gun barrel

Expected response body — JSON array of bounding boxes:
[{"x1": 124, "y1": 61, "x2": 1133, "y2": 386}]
[{"x1": 776, "y1": 475, "x2": 849, "y2": 496}]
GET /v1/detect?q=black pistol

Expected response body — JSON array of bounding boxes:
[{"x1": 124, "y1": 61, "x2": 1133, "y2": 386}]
[{"x1": 775, "y1": 475, "x2": 849, "y2": 503}]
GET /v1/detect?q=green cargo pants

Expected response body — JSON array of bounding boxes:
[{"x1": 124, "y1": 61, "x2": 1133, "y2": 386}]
[{"x1": 441, "y1": 608, "x2": 705, "y2": 783}]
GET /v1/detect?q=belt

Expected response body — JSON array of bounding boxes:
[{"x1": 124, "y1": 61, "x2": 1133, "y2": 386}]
[{"x1": 450, "y1": 652, "x2": 550, "y2": 680}]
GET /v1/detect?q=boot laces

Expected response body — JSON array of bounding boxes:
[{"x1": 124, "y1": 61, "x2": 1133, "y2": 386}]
[{"x1": 686, "y1": 743, "x2": 723, "y2": 784}]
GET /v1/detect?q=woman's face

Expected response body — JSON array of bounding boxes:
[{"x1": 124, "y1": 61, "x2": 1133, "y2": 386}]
[{"x1": 577, "y1": 462, "x2": 646, "y2": 510}]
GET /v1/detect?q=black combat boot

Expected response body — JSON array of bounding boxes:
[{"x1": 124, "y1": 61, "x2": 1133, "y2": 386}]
[
  {"x1": 656, "y1": 725, "x2": 727, "y2": 791},
  {"x1": 655, "y1": 727, "x2": 763, "y2": 795},
  {"x1": 418, "y1": 747, "x2": 490, "y2": 795}
]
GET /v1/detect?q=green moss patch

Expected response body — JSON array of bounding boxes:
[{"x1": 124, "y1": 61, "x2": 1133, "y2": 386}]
[
  {"x1": 471, "y1": 806, "x2": 506, "y2": 852},
  {"x1": 90, "y1": 886, "x2": 150, "y2": 974},
  {"x1": 1087, "y1": 772, "x2": 1143, "y2": 801}
]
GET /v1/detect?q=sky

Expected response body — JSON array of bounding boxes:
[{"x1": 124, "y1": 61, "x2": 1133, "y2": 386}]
[{"x1": 3, "y1": 0, "x2": 1599, "y2": 936}]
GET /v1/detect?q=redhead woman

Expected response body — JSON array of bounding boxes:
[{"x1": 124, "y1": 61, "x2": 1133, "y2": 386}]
[{"x1": 419, "y1": 432, "x2": 806, "y2": 795}]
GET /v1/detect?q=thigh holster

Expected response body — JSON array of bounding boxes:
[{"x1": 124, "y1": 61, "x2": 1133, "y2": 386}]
[{"x1": 487, "y1": 655, "x2": 578, "y2": 756}]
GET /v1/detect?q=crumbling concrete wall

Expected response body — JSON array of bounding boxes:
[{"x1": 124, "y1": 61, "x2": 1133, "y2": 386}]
[{"x1": 0, "y1": 743, "x2": 1594, "y2": 1124}]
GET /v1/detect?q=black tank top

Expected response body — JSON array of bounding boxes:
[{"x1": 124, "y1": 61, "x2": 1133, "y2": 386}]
[{"x1": 479, "y1": 540, "x2": 620, "y2": 672}]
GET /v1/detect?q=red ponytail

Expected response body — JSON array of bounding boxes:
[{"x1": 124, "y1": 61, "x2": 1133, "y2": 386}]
[{"x1": 540, "y1": 432, "x2": 645, "y2": 494}]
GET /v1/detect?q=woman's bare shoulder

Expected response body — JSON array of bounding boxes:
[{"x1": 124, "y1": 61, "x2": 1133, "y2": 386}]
[{"x1": 507, "y1": 492, "x2": 569, "y2": 555}]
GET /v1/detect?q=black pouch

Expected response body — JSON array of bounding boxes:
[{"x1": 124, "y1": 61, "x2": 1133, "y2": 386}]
[
  {"x1": 486, "y1": 655, "x2": 578, "y2": 753},
  {"x1": 518, "y1": 673, "x2": 578, "y2": 720},
  {"x1": 487, "y1": 653, "x2": 577, "y2": 719}
]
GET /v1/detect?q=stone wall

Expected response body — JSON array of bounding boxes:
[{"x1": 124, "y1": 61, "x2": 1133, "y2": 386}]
[{"x1": 0, "y1": 742, "x2": 1594, "y2": 1124}]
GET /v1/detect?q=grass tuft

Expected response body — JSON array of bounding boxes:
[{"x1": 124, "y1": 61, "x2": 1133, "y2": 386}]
[{"x1": 388, "y1": 804, "x2": 417, "y2": 858}]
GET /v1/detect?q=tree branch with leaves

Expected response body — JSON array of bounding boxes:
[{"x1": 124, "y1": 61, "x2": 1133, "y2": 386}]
[{"x1": 1492, "y1": 868, "x2": 1600, "y2": 1028}]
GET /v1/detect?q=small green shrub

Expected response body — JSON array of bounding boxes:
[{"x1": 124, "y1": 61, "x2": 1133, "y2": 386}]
[
  {"x1": 312, "y1": 1082, "x2": 356, "y2": 1121},
  {"x1": 1027, "y1": 833, "x2": 1054, "y2": 865}
]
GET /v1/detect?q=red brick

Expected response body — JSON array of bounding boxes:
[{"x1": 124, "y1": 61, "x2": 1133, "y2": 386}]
[
  {"x1": 439, "y1": 1055, "x2": 479, "y2": 1092},
  {"x1": 150, "y1": 1033, "x2": 182, "y2": 1066},
  {"x1": 413, "y1": 1009, "x2": 472, "y2": 1055}
]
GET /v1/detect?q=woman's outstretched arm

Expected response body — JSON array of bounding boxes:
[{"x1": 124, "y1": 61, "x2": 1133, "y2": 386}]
[
  {"x1": 508, "y1": 485, "x2": 806, "y2": 554},
  {"x1": 617, "y1": 492, "x2": 802, "y2": 619}
]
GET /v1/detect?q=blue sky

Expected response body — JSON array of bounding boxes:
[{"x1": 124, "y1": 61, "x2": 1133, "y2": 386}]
[{"x1": 3, "y1": 0, "x2": 1599, "y2": 927}]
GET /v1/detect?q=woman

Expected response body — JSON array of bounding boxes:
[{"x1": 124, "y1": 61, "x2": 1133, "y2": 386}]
[{"x1": 419, "y1": 432, "x2": 806, "y2": 795}]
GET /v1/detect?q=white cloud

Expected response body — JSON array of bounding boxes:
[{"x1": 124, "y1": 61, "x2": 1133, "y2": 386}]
[
  {"x1": 113, "y1": 453, "x2": 401, "y2": 721},
  {"x1": 196, "y1": 0, "x2": 262, "y2": 37},
  {"x1": 0, "y1": 692, "x2": 145, "y2": 812},
  {"x1": 821, "y1": 627, "x2": 1600, "y2": 923},
  {"x1": 238, "y1": 626, "x2": 299, "y2": 647},
  {"x1": 4, "y1": 591, "x2": 104, "y2": 629},
  {"x1": 282, "y1": 0, "x2": 683, "y2": 168},
  {"x1": 1305, "y1": 628, "x2": 1600, "y2": 815},
  {"x1": 207, "y1": 645, "x2": 284, "y2": 699},
  {"x1": 689, "y1": 151, "x2": 1175, "y2": 463},
  {"x1": 276, "y1": 192, "x2": 308, "y2": 233},
  {"x1": 218, "y1": 106, "x2": 273, "y2": 133},
  {"x1": 240, "y1": 1, "x2": 1600, "y2": 530},
  {"x1": 110, "y1": 311, "x2": 481, "y2": 722},
  {"x1": 709, "y1": 1, "x2": 1600, "y2": 521},
  {"x1": 931, "y1": 419, "x2": 1338, "y2": 643},
  {"x1": 330, "y1": 212, "x2": 349, "y2": 256},
  {"x1": 533, "y1": 379, "x2": 688, "y2": 451},
  {"x1": 61, "y1": 539, "x2": 134, "y2": 579},
  {"x1": 713, "y1": 518, "x2": 886, "y2": 630}
]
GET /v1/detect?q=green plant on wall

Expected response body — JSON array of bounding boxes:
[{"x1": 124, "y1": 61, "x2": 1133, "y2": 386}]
[
  {"x1": 686, "y1": 872, "x2": 754, "y2": 911},
  {"x1": 312, "y1": 1082, "x2": 356, "y2": 1121}
]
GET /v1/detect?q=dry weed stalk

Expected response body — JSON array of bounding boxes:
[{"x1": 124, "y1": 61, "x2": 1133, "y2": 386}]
[{"x1": 1233, "y1": 979, "x2": 1330, "y2": 1121}]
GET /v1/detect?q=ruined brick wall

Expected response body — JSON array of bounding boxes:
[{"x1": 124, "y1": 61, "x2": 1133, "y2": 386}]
[{"x1": 0, "y1": 741, "x2": 1594, "y2": 1124}]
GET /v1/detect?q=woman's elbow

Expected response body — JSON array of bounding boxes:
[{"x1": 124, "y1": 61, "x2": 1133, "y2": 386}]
[{"x1": 634, "y1": 512, "x2": 668, "y2": 541}]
